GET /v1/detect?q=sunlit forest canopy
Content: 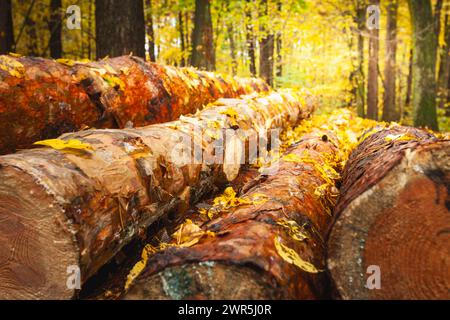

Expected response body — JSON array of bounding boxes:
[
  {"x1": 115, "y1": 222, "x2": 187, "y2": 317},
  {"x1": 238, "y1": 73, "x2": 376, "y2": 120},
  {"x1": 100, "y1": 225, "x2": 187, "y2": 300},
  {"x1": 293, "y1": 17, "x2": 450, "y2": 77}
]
[{"x1": 1, "y1": 0, "x2": 449, "y2": 131}]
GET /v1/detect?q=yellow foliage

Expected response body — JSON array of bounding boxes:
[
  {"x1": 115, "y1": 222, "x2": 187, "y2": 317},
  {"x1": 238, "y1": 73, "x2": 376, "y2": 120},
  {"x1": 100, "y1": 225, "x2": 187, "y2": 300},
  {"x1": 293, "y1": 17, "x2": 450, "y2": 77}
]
[
  {"x1": 0, "y1": 55, "x2": 25, "y2": 78},
  {"x1": 274, "y1": 236, "x2": 320, "y2": 273},
  {"x1": 124, "y1": 244, "x2": 158, "y2": 291},
  {"x1": 33, "y1": 138, "x2": 94, "y2": 152}
]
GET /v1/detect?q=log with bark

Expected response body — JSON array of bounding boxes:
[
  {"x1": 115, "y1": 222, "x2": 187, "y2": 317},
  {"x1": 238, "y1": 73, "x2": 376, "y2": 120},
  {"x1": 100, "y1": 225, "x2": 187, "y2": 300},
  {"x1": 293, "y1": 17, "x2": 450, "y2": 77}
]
[
  {"x1": 0, "y1": 89, "x2": 313, "y2": 299},
  {"x1": 327, "y1": 126, "x2": 450, "y2": 299},
  {"x1": 0, "y1": 54, "x2": 269, "y2": 154},
  {"x1": 122, "y1": 110, "x2": 377, "y2": 300}
]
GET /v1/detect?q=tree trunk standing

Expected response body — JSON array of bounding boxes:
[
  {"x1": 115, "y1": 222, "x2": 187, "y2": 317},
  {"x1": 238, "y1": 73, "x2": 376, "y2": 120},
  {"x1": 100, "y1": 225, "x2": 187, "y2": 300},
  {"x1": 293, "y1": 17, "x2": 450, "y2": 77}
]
[
  {"x1": 88, "y1": 0, "x2": 94, "y2": 60},
  {"x1": 438, "y1": 14, "x2": 450, "y2": 111},
  {"x1": 259, "y1": 0, "x2": 274, "y2": 86},
  {"x1": 95, "y1": 0, "x2": 146, "y2": 58},
  {"x1": 276, "y1": 0, "x2": 282, "y2": 78},
  {"x1": 408, "y1": 0, "x2": 438, "y2": 130},
  {"x1": 245, "y1": 0, "x2": 257, "y2": 76},
  {"x1": 227, "y1": 24, "x2": 237, "y2": 75},
  {"x1": 178, "y1": 11, "x2": 186, "y2": 66},
  {"x1": 145, "y1": 0, "x2": 156, "y2": 62},
  {"x1": 0, "y1": 0, "x2": 14, "y2": 54},
  {"x1": 49, "y1": 0, "x2": 62, "y2": 58},
  {"x1": 367, "y1": 0, "x2": 379, "y2": 120},
  {"x1": 355, "y1": 0, "x2": 366, "y2": 117},
  {"x1": 405, "y1": 48, "x2": 413, "y2": 108},
  {"x1": 382, "y1": 0, "x2": 398, "y2": 122},
  {"x1": 327, "y1": 127, "x2": 449, "y2": 299},
  {"x1": 190, "y1": 0, "x2": 215, "y2": 70}
]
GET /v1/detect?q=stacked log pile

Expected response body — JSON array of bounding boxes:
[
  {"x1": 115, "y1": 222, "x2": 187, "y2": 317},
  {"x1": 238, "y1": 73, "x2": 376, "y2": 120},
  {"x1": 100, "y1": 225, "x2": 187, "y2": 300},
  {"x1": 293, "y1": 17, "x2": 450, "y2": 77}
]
[
  {"x1": 122, "y1": 110, "x2": 378, "y2": 299},
  {"x1": 0, "y1": 54, "x2": 268, "y2": 154},
  {"x1": 0, "y1": 89, "x2": 313, "y2": 299}
]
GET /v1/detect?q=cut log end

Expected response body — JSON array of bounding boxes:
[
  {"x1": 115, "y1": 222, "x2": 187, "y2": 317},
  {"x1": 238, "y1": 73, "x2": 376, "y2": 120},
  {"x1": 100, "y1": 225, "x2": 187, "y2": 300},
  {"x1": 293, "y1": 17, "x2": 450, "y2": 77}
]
[
  {"x1": 0, "y1": 166, "x2": 78, "y2": 299},
  {"x1": 124, "y1": 262, "x2": 277, "y2": 300},
  {"x1": 327, "y1": 142, "x2": 450, "y2": 300}
]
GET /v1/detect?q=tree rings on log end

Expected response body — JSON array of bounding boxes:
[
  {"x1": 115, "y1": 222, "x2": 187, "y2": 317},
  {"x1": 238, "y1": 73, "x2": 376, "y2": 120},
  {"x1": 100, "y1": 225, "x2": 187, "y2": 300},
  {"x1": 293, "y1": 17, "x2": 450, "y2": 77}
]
[
  {"x1": 327, "y1": 142, "x2": 450, "y2": 299},
  {"x1": 0, "y1": 166, "x2": 79, "y2": 299}
]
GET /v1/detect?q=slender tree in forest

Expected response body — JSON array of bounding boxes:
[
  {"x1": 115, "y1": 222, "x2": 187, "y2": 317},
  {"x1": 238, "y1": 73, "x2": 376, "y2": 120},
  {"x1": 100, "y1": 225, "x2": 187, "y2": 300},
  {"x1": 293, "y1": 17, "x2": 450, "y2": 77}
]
[
  {"x1": 145, "y1": 0, "x2": 156, "y2": 62},
  {"x1": 49, "y1": 0, "x2": 62, "y2": 58},
  {"x1": 178, "y1": 11, "x2": 186, "y2": 66},
  {"x1": 382, "y1": 0, "x2": 399, "y2": 121},
  {"x1": 276, "y1": 0, "x2": 282, "y2": 78},
  {"x1": 245, "y1": 0, "x2": 257, "y2": 76},
  {"x1": 367, "y1": 0, "x2": 379, "y2": 120},
  {"x1": 95, "y1": 0, "x2": 146, "y2": 58},
  {"x1": 408, "y1": 0, "x2": 438, "y2": 130},
  {"x1": 437, "y1": 6, "x2": 450, "y2": 111},
  {"x1": 190, "y1": 0, "x2": 215, "y2": 70},
  {"x1": 259, "y1": 0, "x2": 274, "y2": 86},
  {"x1": 405, "y1": 48, "x2": 413, "y2": 108},
  {"x1": 0, "y1": 0, "x2": 14, "y2": 54},
  {"x1": 355, "y1": 0, "x2": 366, "y2": 117}
]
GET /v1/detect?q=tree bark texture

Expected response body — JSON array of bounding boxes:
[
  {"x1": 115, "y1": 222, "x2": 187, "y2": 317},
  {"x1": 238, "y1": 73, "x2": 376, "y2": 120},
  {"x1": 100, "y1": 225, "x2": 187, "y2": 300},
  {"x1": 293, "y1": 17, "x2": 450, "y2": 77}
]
[
  {"x1": 122, "y1": 110, "x2": 375, "y2": 300},
  {"x1": 0, "y1": 54, "x2": 269, "y2": 154},
  {"x1": 327, "y1": 126, "x2": 449, "y2": 299},
  {"x1": 190, "y1": 0, "x2": 215, "y2": 71},
  {"x1": 95, "y1": 0, "x2": 146, "y2": 59},
  {"x1": 0, "y1": 0, "x2": 14, "y2": 54},
  {"x1": 408, "y1": 0, "x2": 438, "y2": 130},
  {"x1": 0, "y1": 89, "x2": 314, "y2": 299}
]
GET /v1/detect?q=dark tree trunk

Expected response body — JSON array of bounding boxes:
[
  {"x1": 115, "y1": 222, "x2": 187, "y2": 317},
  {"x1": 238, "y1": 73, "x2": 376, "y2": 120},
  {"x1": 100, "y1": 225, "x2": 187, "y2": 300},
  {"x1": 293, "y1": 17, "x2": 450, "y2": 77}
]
[
  {"x1": 0, "y1": 0, "x2": 14, "y2": 54},
  {"x1": 382, "y1": 0, "x2": 399, "y2": 121},
  {"x1": 95, "y1": 0, "x2": 146, "y2": 58},
  {"x1": 408, "y1": 0, "x2": 438, "y2": 130},
  {"x1": 367, "y1": 0, "x2": 379, "y2": 120},
  {"x1": 259, "y1": 0, "x2": 274, "y2": 86},
  {"x1": 405, "y1": 48, "x2": 413, "y2": 108},
  {"x1": 49, "y1": 0, "x2": 62, "y2": 58},
  {"x1": 145, "y1": 0, "x2": 156, "y2": 62},
  {"x1": 245, "y1": 0, "x2": 256, "y2": 76},
  {"x1": 178, "y1": 11, "x2": 186, "y2": 66},
  {"x1": 190, "y1": 0, "x2": 215, "y2": 70}
]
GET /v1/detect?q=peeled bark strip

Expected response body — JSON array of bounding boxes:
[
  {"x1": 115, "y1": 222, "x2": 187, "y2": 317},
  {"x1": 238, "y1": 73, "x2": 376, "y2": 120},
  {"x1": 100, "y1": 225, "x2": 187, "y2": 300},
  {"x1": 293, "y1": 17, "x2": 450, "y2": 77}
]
[
  {"x1": 0, "y1": 54, "x2": 269, "y2": 154},
  {"x1": 123, "y1": 110, "x2": 376, "y2": 300},
  {"x1": 327, "y1": 126, "x2": 449, "y2": 299},
  {"x1": 0, "y1": 89, "x2": 311, "y2": 299}
]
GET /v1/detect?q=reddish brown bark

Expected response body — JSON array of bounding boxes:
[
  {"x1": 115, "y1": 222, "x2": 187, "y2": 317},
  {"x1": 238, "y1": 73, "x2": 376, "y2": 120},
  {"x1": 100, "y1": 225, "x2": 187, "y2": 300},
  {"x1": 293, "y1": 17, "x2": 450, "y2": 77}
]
[
  {"x1": 123, "y1": 128, "x2": 345, "y2": 299},
  {"x1": 0, "y1": 90, "x2": 313, "y2": 299},
  {"x1": 327, "y1": 126, "x2": 449, "y2": 299},
  {"x1": 0, "y1": 54, "x2": 269, "y2": 154}
]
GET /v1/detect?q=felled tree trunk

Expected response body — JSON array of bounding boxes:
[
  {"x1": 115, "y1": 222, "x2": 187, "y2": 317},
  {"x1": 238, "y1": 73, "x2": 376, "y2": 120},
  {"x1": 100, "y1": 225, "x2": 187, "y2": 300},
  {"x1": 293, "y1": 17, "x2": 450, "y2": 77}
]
[
  {"x1": 327, "y1": 126, "x2": 449, "y2": 299},
  {"x1": 122, "y1": 110, "x2": 374, "y2": 300},
  {"x1": 0, "y1": 54, "x2": 268, "y2": 154},
  {"x1": 0, "y1": 89, "x2": 312, "y2": 299}
]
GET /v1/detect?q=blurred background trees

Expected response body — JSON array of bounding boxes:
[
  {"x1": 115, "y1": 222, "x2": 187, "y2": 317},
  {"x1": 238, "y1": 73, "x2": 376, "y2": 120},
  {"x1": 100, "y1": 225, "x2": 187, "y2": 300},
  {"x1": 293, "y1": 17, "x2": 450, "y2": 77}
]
[{"x1": 0, "y1": 0, "x2": 449, "y2": 131}]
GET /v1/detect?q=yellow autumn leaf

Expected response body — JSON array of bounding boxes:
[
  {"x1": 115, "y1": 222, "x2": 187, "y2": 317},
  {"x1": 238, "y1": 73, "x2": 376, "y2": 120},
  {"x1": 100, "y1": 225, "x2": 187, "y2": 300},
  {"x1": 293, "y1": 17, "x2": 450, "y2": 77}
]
[
  {"x1": 220, "y1": 107, "x2": 240, "y2": 127},
  {"x1": 385, "y1": 133, "x2": 415, "y2": 142},
  {"x1": 124, "y1": 244, "x2": 157, "y2": 290},
  {"x1": 8, "y1": 52, "x2": 23, "y2": 58},
  {"x1": 102, "y1": 74, "x2": 126, "y2": 91},
  {"x1": 276, "y1": 218, "x2": 309, "y2": 242},
  {"x1": 0, "y1": 55, "x2": 25, "y2": 78},
  {"x1": 33, "y1": 139, "x2": 94, "y2": 152},
  {"x1": 274, "y1": 236, "x2": 320, "y2": 273},
  {"x1": 56, "y1": 58, "x2": 76, "y2": 67}
]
